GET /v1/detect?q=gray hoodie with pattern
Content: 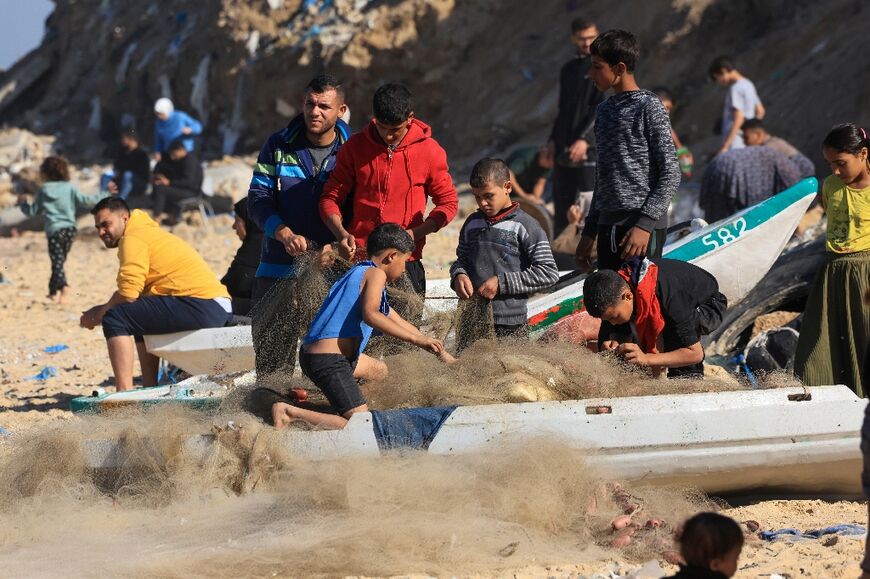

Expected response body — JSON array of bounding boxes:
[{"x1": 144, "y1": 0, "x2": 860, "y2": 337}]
[
  {"x1": 581, "y1": 90, "x2": 681, "y2": 236},
  {"x1": 450, "y1": 204, "x2": 559, "y2": 325}
]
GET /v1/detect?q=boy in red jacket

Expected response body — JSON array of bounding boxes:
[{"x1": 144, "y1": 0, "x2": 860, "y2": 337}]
[{"x1": 320, "y1": 83, "x2": 458, "y2": 296}]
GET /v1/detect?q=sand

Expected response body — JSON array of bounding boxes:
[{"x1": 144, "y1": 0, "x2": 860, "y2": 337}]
[{"x1": 0, "y1": 216, "x2": 866, "y2": 578}]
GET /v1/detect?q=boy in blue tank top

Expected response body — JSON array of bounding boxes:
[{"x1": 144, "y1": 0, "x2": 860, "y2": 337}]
[{"x1": 272, "y1": 223, "x2": 454, "y2": 429}]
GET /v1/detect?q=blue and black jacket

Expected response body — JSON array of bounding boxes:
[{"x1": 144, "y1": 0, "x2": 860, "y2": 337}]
[{"x1": 247, "y1": 115, "x2": 351, "y2": 278}]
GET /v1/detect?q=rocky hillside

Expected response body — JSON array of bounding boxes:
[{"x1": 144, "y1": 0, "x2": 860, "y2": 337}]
[{"x1": 0, "y1": 0, "x2": 867, "y2": 173}]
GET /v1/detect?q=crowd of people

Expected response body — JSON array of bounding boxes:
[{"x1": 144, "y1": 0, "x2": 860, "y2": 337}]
[
  {"x1": 14, "y1": 17, "x2": 866, "y2": 407},
  {"x1": 10, "y1": 13, "x2": 870, "y2": 577}
]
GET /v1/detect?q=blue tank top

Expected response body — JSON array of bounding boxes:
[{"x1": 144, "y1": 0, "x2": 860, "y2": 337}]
[{"x1": 303, "y1": 261, "x2": 390, "y2": 356}]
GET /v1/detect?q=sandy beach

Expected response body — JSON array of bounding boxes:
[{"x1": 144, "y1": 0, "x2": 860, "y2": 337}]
[{"x1": 0, "y1": 213, "x2": 866, "y2": 578}]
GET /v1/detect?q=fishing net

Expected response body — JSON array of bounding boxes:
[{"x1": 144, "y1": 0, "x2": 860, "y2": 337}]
[
  {"x1": 0, "y1": 245, "x2": 781, "y2": 576},
  {"x1": 0, "y1": 405, "x2": 718, "y2": 577},
  {"x1": 240, "y1": 247, "x2": 773, "y2": 413}
]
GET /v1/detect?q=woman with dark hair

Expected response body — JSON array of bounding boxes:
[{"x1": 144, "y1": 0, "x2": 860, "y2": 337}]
[
  {"x1": 18, "y1": 156, "x2": 108, "y2": 304},
  {"x1": 794, "y1": 123, "x2": 870, "y2": 396}
]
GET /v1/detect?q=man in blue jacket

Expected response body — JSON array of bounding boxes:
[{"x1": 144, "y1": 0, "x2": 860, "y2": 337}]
[
  {"x1": 246, "y1": 74, "x2": 351, "y2": 379},
  {"x1": 153, "y1": 98, "x2": 203, "y2": 159}
]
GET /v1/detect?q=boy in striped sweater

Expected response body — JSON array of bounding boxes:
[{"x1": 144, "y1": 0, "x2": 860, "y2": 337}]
[{"x1": 451, "y1": 158, "x2": 559, "y2": 349}]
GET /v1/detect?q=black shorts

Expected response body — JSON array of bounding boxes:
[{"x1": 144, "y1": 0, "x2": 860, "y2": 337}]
[{"x1": 299, "y1": 350, "x2": 365, "y2": 415}]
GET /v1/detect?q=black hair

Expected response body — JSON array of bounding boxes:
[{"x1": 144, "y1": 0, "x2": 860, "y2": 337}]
[
  {"x1": 741, "y1": 118, "x2": 765, "y2": 132},
  {"x1": 469, "y1": 157, "x2": 510, "y2": 188},
  {"x1": 91, "y1": 196, "x2": 130, "y2": 216},
  {"x1": 168, "y1": 139, "x2": 187, "y2": 153},
  {"x1": 306, "y1": 73, "x2": 346, "y2": 103},
  {"x1": 583, "y1": 269, "x2": 630, "y2": 317},
  {"x1": 373, "y1": 83, "x2": 412, "y2": 126},
  {"x1": 708, "y1": 56, "x2": 735, "y2": 79},
  {"x1": 590, "y1": 29, "x2": 639, "y2": 72},
  {"x1": 40, "y1": 156, "x2": 70, "y2": 182},
  {"x1": 571, "y1": 17, "x2": 596, "y2": 33},
  {"x1": 823, "y1": 123, "x2": 870, "y2": 157},
  {"x1": 120, "y1": 128, "x2": 140, "y2": 142},
  {"x1": 678, "y1": 512, "x2": 744, "y2": 569},
  {"x1": 367, "y1": 222, "x2": 415, "y2": 256},
  {"x1": 651, "y1": 86, "x2": 674, "y2": 104}
]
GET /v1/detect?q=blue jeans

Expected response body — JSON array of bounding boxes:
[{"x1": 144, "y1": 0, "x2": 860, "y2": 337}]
[{"x1": 100, "y1": 171, "x2": 147, "y2": 200}]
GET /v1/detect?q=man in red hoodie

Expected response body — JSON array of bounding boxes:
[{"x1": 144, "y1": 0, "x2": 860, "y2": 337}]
[{"x1": 320, "y1": 83, "x2": 458, "y2": 296}]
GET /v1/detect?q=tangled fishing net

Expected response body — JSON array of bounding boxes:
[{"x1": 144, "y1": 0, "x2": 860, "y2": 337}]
[
  {"x1": 0, "y1": 248, "x2": 786, "y2": 576},
  {"x1": 240, "y1": 248, "x2": 795, "y2": 412},
  {"x1": 0, "y1": 405, "x2": 722, "y2": 577}
]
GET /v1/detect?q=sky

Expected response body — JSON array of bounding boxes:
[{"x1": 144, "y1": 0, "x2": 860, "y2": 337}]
[{"x1": 0, "y1": 0, "x2": 54, "y2": 70}]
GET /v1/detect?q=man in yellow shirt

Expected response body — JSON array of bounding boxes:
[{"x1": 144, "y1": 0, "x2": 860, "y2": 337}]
[{"x1": 80, "y1": 197, "x2": 232, "y2": 391}]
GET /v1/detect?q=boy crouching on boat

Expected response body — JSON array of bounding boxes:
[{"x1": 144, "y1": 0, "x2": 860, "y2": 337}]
[
  {"x1": 450, "y1": 158, "x2": 559, "y2": 350},
  {"x1": 583, "y1": 257, "x2": 727, "y2": 379},
  {"x1": 272, "y1": 223, "x2": 454, "y2": 430}
]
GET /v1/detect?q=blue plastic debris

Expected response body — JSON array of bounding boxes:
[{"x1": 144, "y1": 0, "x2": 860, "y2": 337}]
[
  {"x1": 25, "y1": 366, "x2": 58, "y2": 381},
  {"x1": 760, "y1": 524, "x2": 866, "y2": 541},
  {"x1": 303, "y1": 24, "x2": 322, "y2": 40},
  {"x1": 0, "y1": 427, "x2": 9, "y2": 436},
  {"x1": 44, "y1": 344, "x2": 69, "y2": 354},
  {"x1": 804, "y1": 524, "x2": 866, "y2": 538}
]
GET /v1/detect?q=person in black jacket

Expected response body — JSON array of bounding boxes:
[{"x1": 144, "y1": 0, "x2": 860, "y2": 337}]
[
  {"x1": 546, "y1": 17, "x2": 605, "y2": 234},
  {"x1": 151, "y1": 139, "x2": 204, "y2": 224},
  {"x1": 221, "y1": 198, "x2": 263, "y2": 316},
  {"x1": 107, "y1": 129, "x2": 150, "y2": 202}
]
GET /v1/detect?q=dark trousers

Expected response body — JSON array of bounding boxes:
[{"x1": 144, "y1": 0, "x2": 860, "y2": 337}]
[
  {"x1": 595, "y1": 225, "x2": 667, "y2": 271},
  {"x1": 222, "y1": 266, "x2": 256, "y2": 316},
  {"x1": 404, "y1": 259, "x2": 426, "y2": 296},
  {"x1": 665, "y1": 292, "x2": 728, "y2": 379},
  {"x1": 552, "y1": 164, "x2": 596, "y2": 233},
  {"x1": 101, "y1": 296, "x2": 232, "y2": 341},
  {"x1": 152, "y1": 185, "x2": 196, "y2": 216},
  {"x1": 250, "y1": 276, "x2": 299, "y2": 379},
  {"x1": 47, "y1": 227, "x2": 76, "y2": 294}
]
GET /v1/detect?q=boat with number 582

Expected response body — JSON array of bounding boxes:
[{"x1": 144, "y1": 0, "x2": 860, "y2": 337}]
[{"x1": 528, "y1": 177, "x2": 818, "y2": 336}]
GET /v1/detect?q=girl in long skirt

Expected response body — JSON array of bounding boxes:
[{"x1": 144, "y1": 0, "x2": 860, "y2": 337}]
[{"x1": 795, "y1": 124, "x2": 870, "y2": 396}]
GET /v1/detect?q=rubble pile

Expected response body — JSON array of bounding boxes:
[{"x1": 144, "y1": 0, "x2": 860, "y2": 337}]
[{"x1": 0, "y1": 0, "x2": 863, "y2": 170}]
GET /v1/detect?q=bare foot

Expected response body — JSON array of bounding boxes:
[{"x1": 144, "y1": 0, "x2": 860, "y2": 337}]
[{"x1": 58, "y1": 286, "x2": 70, "y2": 305}]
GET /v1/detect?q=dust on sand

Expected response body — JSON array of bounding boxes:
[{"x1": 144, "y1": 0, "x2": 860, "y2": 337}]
[{"x1": 0, "y1": 218, "x2": 866, "y2": 578}]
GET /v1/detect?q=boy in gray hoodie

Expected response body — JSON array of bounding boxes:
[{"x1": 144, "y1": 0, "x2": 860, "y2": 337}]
[{"x1": 451, "y1": 158, "x2": 559, "y2": 350}]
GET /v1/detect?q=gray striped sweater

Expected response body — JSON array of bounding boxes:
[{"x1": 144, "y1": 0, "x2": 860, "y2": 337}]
[
  {"x1": 582, "y1": 90, "x2": 681, "y2": 236},
  {"x1": 450, "y1": 204, "x2": 559, "y2": 325}
]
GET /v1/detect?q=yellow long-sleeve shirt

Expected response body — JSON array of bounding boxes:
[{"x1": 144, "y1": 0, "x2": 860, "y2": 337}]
[{"x1": 116, "y1": 210, "x2": 230, "y2": 300}]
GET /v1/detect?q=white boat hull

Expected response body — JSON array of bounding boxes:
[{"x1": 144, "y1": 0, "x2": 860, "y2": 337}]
[{"x1": 82, "y1": 385, "x2": 865, "y2": 496}]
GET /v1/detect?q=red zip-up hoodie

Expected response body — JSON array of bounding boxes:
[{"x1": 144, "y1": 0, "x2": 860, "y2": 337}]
[{"x1": 320, "y1": 118, "x2": 458, "y2": 260}]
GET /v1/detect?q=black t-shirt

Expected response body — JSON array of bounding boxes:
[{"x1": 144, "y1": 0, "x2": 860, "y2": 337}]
[
  {"x1": 114, "y1": 147, "x2": 151, "y2": 181},
  {"x1": 598, "y1": 258, "x2": 719, "y2": 350},
  {"x1": 153, "y1": 153, "x2": 203, "y2": 192}
]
